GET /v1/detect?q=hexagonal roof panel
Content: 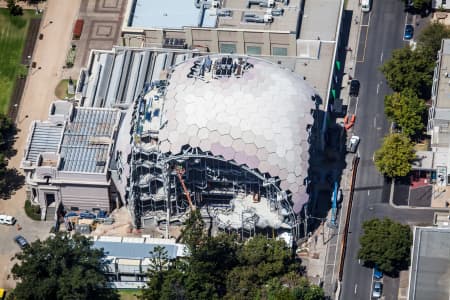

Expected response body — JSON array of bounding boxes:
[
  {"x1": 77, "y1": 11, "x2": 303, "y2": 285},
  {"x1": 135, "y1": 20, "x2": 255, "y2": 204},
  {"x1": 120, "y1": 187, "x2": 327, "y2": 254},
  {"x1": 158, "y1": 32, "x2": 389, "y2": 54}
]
[{"x1": 157, "y1": 55, "x2": 316, "y2": 197}]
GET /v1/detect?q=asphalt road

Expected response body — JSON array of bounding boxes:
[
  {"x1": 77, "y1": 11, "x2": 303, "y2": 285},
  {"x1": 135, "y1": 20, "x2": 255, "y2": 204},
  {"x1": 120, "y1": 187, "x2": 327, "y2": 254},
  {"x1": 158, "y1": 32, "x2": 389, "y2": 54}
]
[{"x1": 341, "y1": 1, "x2": 435, "y2": 299}]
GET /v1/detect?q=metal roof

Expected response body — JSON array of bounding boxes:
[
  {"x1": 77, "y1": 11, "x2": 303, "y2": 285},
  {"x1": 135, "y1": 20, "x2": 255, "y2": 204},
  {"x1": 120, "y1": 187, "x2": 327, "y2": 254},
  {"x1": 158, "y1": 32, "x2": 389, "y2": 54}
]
[
  {"x1": 409, "y1": 227, "x2": 450, "y2": 300},
  {"x1": 93, "y1": 241, "x2": 181, "y2": 259},
  {"x1": 25, "y1": 122, "x2": 64, "y2": 164},
  {"x1": 128, "y1": 0, "x2": 217, "y2": 29},
  {"x1": 58, "y1": 108, "x2": 119, "y2": 173},
  {"x1": 81, "y1": 50, "x2": 154, "y2": 109}
]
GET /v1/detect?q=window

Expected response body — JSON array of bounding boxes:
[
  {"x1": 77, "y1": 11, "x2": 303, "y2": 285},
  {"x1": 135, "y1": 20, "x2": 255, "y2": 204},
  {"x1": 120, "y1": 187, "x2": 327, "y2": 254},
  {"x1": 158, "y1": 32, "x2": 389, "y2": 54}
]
[
  {"x1": 246, "y1": 45, "x2": 262, "y2": 55},
  {"x1": 220, "y1": 43, "x2": 237, "y2": 53},
  {"x1": 272, "y1": 47, "x2": 288, "y2": 56}
]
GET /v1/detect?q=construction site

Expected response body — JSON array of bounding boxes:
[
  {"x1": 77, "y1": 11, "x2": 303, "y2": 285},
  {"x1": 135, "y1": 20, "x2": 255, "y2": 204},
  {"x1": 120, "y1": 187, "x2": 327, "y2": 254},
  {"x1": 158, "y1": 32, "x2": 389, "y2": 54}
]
[
  {"x1": 22, "y1": 48, "x2": 319, "y2": 242},
  {"x1": 118, "y1": 54, "x2": 318, "y2": 241}
]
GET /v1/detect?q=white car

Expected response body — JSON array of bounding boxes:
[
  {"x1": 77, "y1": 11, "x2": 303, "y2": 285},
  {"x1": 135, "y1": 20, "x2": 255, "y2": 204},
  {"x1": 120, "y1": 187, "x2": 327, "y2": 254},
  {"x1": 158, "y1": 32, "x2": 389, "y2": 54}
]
[
  {"x1": 347, "y1": 135, "x2": 360, "y2": 153},
  {"x1": 0, "y1": 215, "x2": 16, "y2": 225}
]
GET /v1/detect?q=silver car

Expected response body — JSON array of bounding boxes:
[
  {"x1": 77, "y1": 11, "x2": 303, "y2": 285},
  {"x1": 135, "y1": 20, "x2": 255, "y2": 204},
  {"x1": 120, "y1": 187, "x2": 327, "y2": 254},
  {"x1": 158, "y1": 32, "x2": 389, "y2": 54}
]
[
  {"x1": 372, "y1": 281, "x2": 382, "y2": 298},
  {"x1": 347, "y1": 135, "x2": 360, "y2": 153}
]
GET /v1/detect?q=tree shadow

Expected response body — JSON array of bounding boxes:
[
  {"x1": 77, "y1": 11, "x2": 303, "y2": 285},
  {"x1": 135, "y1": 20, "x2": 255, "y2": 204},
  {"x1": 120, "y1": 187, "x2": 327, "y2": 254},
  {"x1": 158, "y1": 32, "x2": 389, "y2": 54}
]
[{"x1": 0, "y1": 168, "x2": 25, "y2": 199}]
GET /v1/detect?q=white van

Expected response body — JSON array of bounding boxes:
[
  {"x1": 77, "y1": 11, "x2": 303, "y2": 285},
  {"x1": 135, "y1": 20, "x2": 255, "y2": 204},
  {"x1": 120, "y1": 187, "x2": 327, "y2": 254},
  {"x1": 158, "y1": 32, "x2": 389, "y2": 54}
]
[
  {"x1": 361, "y1": 0, "x2": 371, "y2": 12},
  {"x1": 0, "y1": 215, "x2": 16, "y2": 225}
]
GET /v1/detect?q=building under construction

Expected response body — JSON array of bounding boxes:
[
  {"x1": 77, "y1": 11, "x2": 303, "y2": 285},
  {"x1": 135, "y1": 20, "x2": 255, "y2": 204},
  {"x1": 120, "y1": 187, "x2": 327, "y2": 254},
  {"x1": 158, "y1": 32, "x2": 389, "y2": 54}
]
[
  {"x1": 22, "y1": 47, "x2": 317, "y2": 241},
  {"x1": 111, "y1": 53, "x2": 317, "y2": 240}
]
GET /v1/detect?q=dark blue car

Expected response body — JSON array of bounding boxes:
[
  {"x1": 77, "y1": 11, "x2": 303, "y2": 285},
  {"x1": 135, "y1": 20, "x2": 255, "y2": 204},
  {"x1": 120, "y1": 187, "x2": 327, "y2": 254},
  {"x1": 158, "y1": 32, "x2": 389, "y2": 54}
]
[{"x1": 404, "y1": 24, "x2": 414, "y2": 40}]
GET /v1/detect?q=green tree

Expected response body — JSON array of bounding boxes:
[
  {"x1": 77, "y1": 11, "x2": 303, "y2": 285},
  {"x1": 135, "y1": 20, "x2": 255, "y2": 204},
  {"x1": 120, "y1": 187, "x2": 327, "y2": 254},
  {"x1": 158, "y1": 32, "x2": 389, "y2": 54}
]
[
  {"x1": 411, "y1": 0, "x2": 431, "y2": 10},
  {"x1": 358, "y1": 218, "x2": 413, "y2": 274},
  {"x1": 0, "y1": 114, "x2": 23, "y2": 198},
  {"x1": 384, "y1": 89, "x2": 426, "y2": 136},
  {"x1": 10, "y1": 232, "x2": 119, "y2": 300},
  {"x1": 417, "y1": 22, "x2": 450, "y2": 61},
  {"x1": 180, "y1": 209, "x2": 205, "y2": 252},
  {"x1": 380, "y1": 47, "x2": 433, "y2": 99},
  {"x1": 225, "y1": 235, "x2": 299, "y2": 299},
  {"x1": 374, "y1": 134, "x2": 415, "y2": 178},
  {"x1": 263, "y1": 273, "x2": 325, "y2": 300},
  {"x1": 140, "y1": 246, "x2": 171, "y2": 300}
]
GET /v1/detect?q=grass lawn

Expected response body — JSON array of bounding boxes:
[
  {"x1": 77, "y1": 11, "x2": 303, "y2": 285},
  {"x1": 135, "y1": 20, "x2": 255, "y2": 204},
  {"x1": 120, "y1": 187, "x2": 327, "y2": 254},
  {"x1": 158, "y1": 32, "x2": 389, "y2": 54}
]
[
  {"x1": 118, "y1": 289, "x2": 139, "y2": 300},
  {"x1": 0, "y1": 9, "x2": 39, "y2": 114},
  {"x1": 55, "y1": 79, "x2": 77, "y2": 99}
]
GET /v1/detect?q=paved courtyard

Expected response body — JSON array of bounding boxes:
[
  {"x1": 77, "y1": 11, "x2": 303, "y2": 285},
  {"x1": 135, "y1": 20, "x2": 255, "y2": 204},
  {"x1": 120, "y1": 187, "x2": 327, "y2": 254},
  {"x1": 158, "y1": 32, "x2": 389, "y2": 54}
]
[{"x1": 68, "y1": 0, "x2": 127, "y2": 78}]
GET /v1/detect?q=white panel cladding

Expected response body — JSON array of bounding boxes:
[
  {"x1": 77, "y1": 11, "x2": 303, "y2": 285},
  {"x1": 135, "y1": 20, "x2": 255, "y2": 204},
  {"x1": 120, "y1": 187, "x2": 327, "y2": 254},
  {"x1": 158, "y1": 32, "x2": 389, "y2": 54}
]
[{"x1": 60, "y1": 185, "x2": 110, "y2": 211}]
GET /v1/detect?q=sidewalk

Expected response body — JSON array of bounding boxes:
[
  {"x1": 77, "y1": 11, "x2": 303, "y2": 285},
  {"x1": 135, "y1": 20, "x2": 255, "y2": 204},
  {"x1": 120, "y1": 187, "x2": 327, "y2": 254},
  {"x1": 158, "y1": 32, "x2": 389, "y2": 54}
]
[{"x1": 304, "y1": 0, "x2": 364, "y2": 298}]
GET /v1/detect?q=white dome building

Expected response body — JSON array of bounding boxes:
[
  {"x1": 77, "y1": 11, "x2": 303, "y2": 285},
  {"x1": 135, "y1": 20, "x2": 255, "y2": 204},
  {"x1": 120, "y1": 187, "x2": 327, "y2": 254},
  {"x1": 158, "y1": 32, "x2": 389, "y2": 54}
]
[{"x1": 128, "y1": 55, "x2": 317, "y2": 239}]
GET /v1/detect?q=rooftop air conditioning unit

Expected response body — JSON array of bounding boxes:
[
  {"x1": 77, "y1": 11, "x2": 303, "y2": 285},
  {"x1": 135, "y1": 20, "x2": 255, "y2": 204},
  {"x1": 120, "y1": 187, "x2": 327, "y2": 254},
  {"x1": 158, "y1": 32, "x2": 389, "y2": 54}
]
[{"x1": 212, "y1": 0, "x2": 220, "y2": 8}]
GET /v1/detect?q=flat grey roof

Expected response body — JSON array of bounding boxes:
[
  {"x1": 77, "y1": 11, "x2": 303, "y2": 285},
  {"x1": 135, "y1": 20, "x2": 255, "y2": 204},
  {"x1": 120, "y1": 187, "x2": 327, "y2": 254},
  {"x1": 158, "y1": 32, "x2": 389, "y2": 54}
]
[
  {"x1": 128, "y1": 0, "x2": 217, "y2": 29},
  {"x1": 59, "y1": 108, "x2": 119, "y2": 173},
  {"x1": 25, "y1": 123, "x2": 64, "y2": 164},
  {"x1": 300, "y1": 0, "x2": 341, "y2": 41},
  {"x1": 93, "y1": 241, "x2": 180, "y2": 259},
  {"x1": 436, "y1": 40, "x2": 450, "y2": 109},
  {"x1": 409, "y1": 227, "x2": 450, "y2": 300}
]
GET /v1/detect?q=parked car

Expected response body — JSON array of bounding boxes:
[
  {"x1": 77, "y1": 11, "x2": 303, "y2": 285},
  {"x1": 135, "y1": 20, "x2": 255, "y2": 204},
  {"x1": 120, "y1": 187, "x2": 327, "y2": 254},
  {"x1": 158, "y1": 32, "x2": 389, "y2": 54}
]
[
  {"x1": 13, "y1": 235, "x2": 29, "y2": 250},
  {"x1": 349, "y1": 79, "x2": 360, "y2": 97},
  {"x1": 0, "y1": 288, "x2": 5, "y2": 300},
  {"x1": 404, "y1": 24, "x2": 414, "y2": 40},
  {"x1": 347, "y1": 135, "x2": 360, "y2": 153},
  {"x1": 373, "y1": 266, "x2": 383, "y2": 279},
  {"x1": 0, "y1": 215, "x2": 16, "y2": 225},
  {"x1": 372, "y1": 281, "x2": 382, "y2": 298}
]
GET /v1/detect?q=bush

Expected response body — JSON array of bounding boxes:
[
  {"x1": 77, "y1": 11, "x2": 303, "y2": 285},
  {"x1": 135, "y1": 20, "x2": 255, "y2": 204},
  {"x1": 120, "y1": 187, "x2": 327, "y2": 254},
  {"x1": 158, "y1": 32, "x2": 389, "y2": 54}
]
[{"x1": 24, "y1": 200, "x2": 41, "y2": 221}]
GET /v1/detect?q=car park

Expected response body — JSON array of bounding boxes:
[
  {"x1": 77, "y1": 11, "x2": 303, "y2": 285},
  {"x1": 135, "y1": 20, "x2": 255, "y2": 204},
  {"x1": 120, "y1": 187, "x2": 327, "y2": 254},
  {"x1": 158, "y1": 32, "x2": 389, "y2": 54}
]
[
  {"x1": 13, "y1": 235, "x2": 29, "y2": 250},
  {"x1": 0, "y1": 215, "x2": 16, "y2": 225},
  {"x1": 347, "y1": 136, "x2": 360, "y2": 153},
  {"x1": 372, "y1": 281, "x2": 382, "y2": 298},
  {"x1": 349, "y1": 79, "x2": 360, "y2": 97},
  {"x1": 404, "y1": 24, "x2": 414, "y2": 40}
]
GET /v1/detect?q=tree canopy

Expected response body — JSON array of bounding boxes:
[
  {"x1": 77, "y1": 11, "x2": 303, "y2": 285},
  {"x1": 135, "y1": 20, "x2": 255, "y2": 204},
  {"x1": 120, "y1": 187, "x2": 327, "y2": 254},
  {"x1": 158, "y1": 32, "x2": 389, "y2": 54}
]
[
  {"x1": 9, "y1": 232, "x2": 119, "y2": 300},
  {"x1": 0, "y1": 114, "x2": 23, "y2": 198},
  {"x1": 358, "y1": 218, "x2": 413, "y2": 275},
  {"x1": 417, "y1": 22, "x2": 450, "y2": 60},
  {"x1": 384, "y1": 88, "x2": 426, "y2": 137},
  {"x1": 380, "y1": 47, "x2": 433, "y2": 99},
  {"x1": 140, "y1": 212, "x2": 324, "y2": 300},
  {"x1": 374, "y1": 133, "x2": 415, "y2": 178}
]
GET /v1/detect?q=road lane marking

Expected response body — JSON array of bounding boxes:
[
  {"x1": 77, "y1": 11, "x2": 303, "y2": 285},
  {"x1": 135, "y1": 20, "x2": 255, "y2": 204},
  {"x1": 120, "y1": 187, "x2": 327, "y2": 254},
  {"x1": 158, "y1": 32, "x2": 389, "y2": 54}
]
[
  {"x1": 373, "y1": 116, "x2": 377, "y2": 128},
  {"x1": 370, "y1": 268, "x2": 375, "y2": 300},
  {"x1": 354, "y1": 284, "x2": 358, "y2": 294},
  {"x1": 376, "y1": 83, "x2": 380, "y2": 94},
  {"x1": 380, "y1": 51, "x2": 383, "y2": 62},
  {"x1": 367, "y1": 190, "x2": 370, "y2": 196}
]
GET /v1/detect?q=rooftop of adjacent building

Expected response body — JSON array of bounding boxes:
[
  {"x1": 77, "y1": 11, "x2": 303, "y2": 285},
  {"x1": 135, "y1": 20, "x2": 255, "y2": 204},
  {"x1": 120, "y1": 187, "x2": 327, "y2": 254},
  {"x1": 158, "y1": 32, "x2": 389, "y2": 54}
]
[
  {"x1": 92, "y1": 236, "x2": 187, "y2": 259},
  {"x1": 434, "y1": 39, "x2": 450, "y2": 110},
  {"x1": 126, "y1": 0, "x2": 302, "y2": 32},
  {"x1": 409, "y1": 226, "x2": 450, "y2": 300}
]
